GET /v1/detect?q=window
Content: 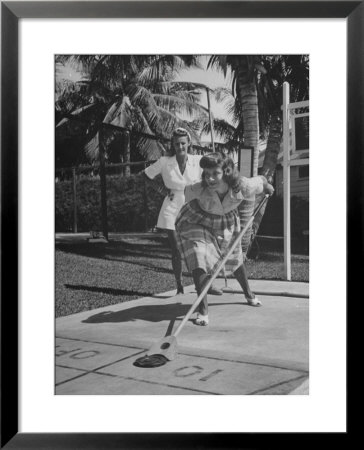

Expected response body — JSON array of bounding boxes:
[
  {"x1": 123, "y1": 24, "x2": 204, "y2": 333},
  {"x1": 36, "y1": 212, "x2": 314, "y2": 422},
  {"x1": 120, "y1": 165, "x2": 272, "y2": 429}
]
[
  {"x1": 298, "y1": 165, "x2": 309, "y2": 178},
  {"x1": 295, "y1": 115, "x2": 309, "y2": 151}
]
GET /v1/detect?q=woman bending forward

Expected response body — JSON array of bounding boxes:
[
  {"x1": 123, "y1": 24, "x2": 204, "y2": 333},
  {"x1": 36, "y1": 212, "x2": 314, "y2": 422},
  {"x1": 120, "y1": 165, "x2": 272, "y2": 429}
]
[{"x1": 175, "y1": 152, "x2": 274, "y2": 326}]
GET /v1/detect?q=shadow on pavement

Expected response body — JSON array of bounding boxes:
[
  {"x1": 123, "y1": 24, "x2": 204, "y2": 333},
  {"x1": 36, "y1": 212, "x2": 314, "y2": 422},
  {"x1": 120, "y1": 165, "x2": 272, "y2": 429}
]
[
  {"x1": 65, "y1": 283, "x2": 155, "y2": 298},
  {"x1": 82, "y1": 302, "x2": 246, "y2": 324}
]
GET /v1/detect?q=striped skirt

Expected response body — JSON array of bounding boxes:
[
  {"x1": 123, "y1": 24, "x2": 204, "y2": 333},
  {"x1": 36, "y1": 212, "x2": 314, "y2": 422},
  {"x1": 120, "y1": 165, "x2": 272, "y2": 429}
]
[{"x1": 175, "y1": 199, "x2": 245, "y2": 276}]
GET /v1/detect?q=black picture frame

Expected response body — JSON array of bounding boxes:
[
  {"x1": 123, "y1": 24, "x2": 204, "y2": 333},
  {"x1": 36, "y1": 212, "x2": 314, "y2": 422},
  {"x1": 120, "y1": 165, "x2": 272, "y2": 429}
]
[{"x1": 1, "y1": 1, "x2": 360, "y2": 448}]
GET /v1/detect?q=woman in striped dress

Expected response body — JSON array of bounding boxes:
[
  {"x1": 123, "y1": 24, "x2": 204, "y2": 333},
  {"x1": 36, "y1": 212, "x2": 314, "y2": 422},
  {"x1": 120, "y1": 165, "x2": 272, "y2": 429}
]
[{"x1": 175, "y1": 152, "x2": 274, "y2": 326}]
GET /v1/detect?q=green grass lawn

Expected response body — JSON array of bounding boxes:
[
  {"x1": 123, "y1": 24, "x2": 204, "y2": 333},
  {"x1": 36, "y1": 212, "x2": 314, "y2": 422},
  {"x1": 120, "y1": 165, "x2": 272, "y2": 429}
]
[{"x1": 55, "y1": 235, "x2": 309, "y2": 318}]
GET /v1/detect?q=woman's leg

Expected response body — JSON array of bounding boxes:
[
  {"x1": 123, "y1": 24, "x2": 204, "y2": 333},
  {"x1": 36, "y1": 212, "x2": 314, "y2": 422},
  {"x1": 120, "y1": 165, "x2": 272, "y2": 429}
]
[
  {"x1": 167, "y1": 230, "x2": 183, "y2": 293},
  {"x1": 233, "y1": 263, "x2": 261, "y2": 306},
  {"x1": 192, "y1": 268, "x2": 209, "y2": 316},
  {"x1": 167, "y1": 229, "x2": 221, "y2": 296}
]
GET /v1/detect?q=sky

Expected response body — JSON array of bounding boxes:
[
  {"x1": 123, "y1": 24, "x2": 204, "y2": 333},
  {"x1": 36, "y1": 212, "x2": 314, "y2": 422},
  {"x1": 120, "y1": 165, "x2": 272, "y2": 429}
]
[{"x1": 175, "y1": 56, "x2": 233, "y2": 117}]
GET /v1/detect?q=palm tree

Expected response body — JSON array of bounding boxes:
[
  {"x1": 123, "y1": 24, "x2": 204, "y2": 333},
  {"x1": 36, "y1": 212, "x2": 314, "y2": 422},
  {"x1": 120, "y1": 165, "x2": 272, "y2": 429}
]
[
  {"x1": 258, "y1": 55, "x2": 309, "y2": 180},
  {"x1": 207, "y1": 56, "x2": 267, "y2": 175},
  {"x1": 252, "y1": 55, "x2": 309, "y2": 241},
  {"x1": 207, "y1": 55, "x2": 267, "y2": 253},
  {"x1": 55, "y1": 55, "x2": 206, "y2": 167},
  {"x1": 206, "y1": 55, "x2": 309, "y2": 252},
  {"x1": 56, "y1": 55, "x2": 214, "y2": 238}
]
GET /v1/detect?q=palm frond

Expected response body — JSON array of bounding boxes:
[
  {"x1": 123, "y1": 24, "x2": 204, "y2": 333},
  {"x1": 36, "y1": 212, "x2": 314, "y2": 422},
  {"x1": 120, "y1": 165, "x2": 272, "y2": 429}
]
[
  {"x1": 84, "y1": 132, "x2": 100, "y2": 161},
  {"x1": 136, "y1": 55, "x2": 195, "y2": 85},
  {"x1": 135, "y1": 135, "x2": 166, "y2": 160},
  {"x1": 154, "y1": 108, "x2": 201, "y2": 144},
  {"x1": 207, "y1": 55, "x2": 228, "y2": 76},
  {"x1": 153, "y1": 93, "x2": 208, "y2": 117},
  {"x1": 102, "y1": 96, "x2": 133, "y2": 129},
  {"x1": 213, "y1": 87, "x2": 233, "y2": 103},
  {"x1": 132, "y1": 107, "x2": 157, "y2": 136},
  {"x1": 153, "y1": 81, "x2": 202, "y2": 101},
  {"x1": 126, "y1": 83, "x2": 162, "y2": 129},
  {"x1": 189, "y1": 115, "x2": 208, "y2": 133},
  {"x1": 56, "y1": 103, "x2": 98, "y2": 128},
  {"x1": 201, "y1": 118, "x2": 237, "y2": 142},
  {"x1": 55, "y1": 55, "x2": 98, "y2": 75}
]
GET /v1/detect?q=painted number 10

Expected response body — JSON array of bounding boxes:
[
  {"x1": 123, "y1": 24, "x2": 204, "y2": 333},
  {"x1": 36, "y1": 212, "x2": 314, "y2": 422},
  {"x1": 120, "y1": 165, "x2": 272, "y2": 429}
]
[{"x1": 173, "y1": 366, "x2": 223, "y2": 381}]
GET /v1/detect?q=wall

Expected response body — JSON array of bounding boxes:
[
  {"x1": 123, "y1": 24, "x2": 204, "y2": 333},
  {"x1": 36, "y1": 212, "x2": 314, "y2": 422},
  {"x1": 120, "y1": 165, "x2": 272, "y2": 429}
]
[{"x1": 275, "y1": 165, "x2": 309, "y2": 200}]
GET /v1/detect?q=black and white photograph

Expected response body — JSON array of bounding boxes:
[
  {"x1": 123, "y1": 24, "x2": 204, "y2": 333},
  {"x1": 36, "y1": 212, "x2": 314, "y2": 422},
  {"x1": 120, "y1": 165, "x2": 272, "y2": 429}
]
[
  {"x1": 55, "y1": 54, "x2": 309, "y2": 395},
  {"x1": 1, "y1": 0, "x2": 354, "y2": 443}
]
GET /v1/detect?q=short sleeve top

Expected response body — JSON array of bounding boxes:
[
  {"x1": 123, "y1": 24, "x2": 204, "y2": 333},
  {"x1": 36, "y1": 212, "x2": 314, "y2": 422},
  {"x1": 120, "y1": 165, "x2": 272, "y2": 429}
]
[
  {"x1": 185, "y1": 176, "x2": 264, "y2": 216},
  {"x1": 144, "y1": 155, "x2": 203, "y2": 191}
]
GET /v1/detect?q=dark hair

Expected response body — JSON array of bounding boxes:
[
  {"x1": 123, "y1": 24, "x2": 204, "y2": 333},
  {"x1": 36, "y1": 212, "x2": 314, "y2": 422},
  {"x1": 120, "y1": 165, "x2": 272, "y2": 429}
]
[
  {"x1": 200, "y1": 152, "x2": 240, "y2": 188},
  {"x1": 168, "y1": 127, "x2": 193, "y2": 156}
]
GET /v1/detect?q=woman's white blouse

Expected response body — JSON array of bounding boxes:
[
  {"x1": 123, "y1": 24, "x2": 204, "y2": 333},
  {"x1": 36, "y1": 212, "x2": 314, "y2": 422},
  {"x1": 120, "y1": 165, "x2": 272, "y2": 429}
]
[{"x1": 145, "y1": 155, "x2": 203, "y2": 230}]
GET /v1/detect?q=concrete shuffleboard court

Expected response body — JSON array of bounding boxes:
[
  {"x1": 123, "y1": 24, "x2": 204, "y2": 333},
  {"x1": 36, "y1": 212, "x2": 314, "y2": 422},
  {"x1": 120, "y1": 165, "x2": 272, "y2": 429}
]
[{"x1": 56, "y1": 279, "x2": 309, "y2": 395}]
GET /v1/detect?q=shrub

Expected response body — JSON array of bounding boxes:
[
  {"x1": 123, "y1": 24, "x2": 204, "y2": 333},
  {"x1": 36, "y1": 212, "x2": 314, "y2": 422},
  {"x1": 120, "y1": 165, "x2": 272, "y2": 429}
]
[
  {"x1": 55, "y1": 173, "x2": 164, "y2": 232},
  {"x1": 56, "y1": 174, "x2": 309, "y2": 239},
  {"x1": 258, "y1": 195, "x2": 309, "y2": 238}
]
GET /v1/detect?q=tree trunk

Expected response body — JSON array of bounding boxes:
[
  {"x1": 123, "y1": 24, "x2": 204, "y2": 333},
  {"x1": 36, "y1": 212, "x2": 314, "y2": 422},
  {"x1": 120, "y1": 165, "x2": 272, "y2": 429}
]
[
  {"x1": 251, "y1": 109, "x2": 282, "y2": 242},
  {"x1": 123, "y1": 131, "x2": 131, "y2": 177},
  {"x1": 236, "y1": 75, "x2": 260, "y2": 255},
  {"x1": 238, "y1": 81, "x2": 259, "y2": 175},
  {"x1": 260, "y1": 109, "x2": 282, "y2": 182}
]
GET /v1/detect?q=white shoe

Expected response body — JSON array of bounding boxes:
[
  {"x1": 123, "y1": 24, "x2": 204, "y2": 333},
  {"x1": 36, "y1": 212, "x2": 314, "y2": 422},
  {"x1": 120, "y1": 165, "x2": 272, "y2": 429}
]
[
  {"x1": 195, "y1": 313, "x2": 209, "y2": 326},
  {"x1": 246, "y1": 296, "x2": 262, "y2": 307}
]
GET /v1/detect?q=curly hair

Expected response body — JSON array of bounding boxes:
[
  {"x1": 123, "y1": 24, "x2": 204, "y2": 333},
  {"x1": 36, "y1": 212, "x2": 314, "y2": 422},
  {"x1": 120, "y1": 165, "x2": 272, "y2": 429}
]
[
  {"x1": 200, "y1": 152, "x2": 241, "y2": 190},
  {"x1": 168, "y1": 127, "x2": 193, "y2": 156}
]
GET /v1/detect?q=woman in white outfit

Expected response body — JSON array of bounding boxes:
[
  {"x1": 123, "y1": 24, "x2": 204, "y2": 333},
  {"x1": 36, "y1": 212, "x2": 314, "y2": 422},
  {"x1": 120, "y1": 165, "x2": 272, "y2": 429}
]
[{"x1": 144, "y1": 128, "x2": 222, "y2": 296}]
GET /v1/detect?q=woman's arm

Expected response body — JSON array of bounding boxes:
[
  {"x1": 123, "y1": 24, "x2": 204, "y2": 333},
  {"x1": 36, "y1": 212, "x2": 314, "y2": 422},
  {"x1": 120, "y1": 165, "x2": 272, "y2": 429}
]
[
  {"x1": 235, "y1": 175, "x2": 274, "y2": 198},
  {"x1": 143, "y1": 172, "x2": 170, "y2": 197},
  {"x1": 260, "y1": 175, "x2": 275, "y2": 196},
  {"x1": 143, "y1": 158, "x2": 171, "y2": 198}
]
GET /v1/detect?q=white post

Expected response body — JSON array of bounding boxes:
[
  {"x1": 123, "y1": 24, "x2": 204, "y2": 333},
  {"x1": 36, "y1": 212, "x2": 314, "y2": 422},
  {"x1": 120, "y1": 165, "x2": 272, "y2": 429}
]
[{"x1": 283, "y1": 82, "x2": 291, "y2": 280}]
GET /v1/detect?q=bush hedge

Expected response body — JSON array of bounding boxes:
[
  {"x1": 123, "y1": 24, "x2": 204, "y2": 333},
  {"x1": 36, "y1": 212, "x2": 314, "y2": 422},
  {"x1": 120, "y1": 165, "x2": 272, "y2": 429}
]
[
  {"x1": 55, "y1": 173, "x2": 164, "y2": 232},
  {"x1": 56, "y1": 175, "x2": 308, "y2": 237},
  {"x1": 258, "y1": 195, "x2": 309, "y2": 238}
]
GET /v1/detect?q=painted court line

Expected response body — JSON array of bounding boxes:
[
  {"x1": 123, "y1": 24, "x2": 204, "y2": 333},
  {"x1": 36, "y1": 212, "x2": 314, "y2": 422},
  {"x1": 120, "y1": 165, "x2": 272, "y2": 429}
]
[
  {"x1": 56, "y1": 341, "x2": 306, "y2": 395},
  {"x1": 56, "y1": 364, "x2": 121, "y2": 388},
  {"x1": 56, "y1": 359, "x2": 305, "y2": 395},
  {"x1": 93, "y1": 354, "x2": 304, "y2": 395},
  {"x1": 92, "y1": 371, "x2": 220, "y2": 395},
  {"x1": 56, "y1": 363, "x2": 218, "y2": 395},
  {"x1": 248, "y1": 374, "x2": 308, "y2": 395},
  {"x1": 57, "y1": 335, "x2": 307, "y2": 374},
  {"x1": 56, "y1": 366, "x2": 95, "y2": 387},
  {"x1": 55, "y1": 349, "x2": 146, "y2": 387},
  {"x1": 179, "y1": 351, "x2": 308, "y2": 374},
  {"x1": 56, "y1": 335, "x2": 144, "y2": 351}
]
